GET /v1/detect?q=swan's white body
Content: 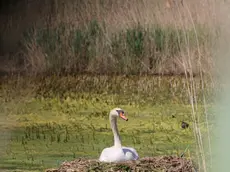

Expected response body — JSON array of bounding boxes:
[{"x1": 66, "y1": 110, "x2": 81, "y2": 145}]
[{"x1": 99, "y1": 108, "x2": 139, "y2": 162}]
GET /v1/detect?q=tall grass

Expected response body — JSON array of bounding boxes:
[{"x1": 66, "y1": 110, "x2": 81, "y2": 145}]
[
  {"x1": 21, "y1": 22, "x2": 212, "y2": 75},
  {"x1": 0, "y1": 0, "x2": 216, "y2": 76}
]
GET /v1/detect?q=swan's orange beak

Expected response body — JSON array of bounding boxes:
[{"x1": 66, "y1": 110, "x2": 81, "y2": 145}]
[{"x1": 119, "y1": 112, "x2": 128, "y2": 121}]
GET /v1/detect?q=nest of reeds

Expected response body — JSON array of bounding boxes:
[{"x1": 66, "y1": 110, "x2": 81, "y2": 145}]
[{"x1": 45, "y1": 156, "x2": 196, "y2": 172}]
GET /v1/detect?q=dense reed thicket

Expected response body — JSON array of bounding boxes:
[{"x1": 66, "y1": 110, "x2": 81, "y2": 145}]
[{"x1": 0, "y1": 0, "x2": 218, "y2": 76}]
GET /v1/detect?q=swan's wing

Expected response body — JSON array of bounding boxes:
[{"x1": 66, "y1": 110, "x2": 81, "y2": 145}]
[
  {"x1": 122, "y1": 147, "x2": 139, "y2": 160},
  {"x1": 99, "y1": 147, "x2": 126, "y2": 162},
  {"x1": 99, "y1": 148, "x2": 110, "y2": 162}
]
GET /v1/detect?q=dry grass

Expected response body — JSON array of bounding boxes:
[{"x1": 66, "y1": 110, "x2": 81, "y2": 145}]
[{"x1": 0, "y1": 0, "x2": 218, "y2": 76}]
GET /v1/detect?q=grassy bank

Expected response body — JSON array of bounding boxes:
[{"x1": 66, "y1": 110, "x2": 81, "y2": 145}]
[{"x1": 0, "y1": 75, "x2": 213, "y2": 171}]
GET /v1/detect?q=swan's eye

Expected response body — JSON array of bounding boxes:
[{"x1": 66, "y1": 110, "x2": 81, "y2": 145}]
[
  {"x1": 116, "y1": 110, "x2": 124, "y2": 115},
  {"x1": 117, "y1": 110, "x2": 128, "y2": 121}
]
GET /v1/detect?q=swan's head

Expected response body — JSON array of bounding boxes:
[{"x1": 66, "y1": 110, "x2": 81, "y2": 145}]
[{"x1": 110, "y1": 108, "x2": 128, "y2": 121}]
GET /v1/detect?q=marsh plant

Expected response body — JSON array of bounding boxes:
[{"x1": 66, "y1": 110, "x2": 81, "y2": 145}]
[
  {"x1": 0, "y1": 0, "x2": 216, "y2": 76},
  {"x1": 22, "y1": 21, "x2": 213, "y2": 76}
]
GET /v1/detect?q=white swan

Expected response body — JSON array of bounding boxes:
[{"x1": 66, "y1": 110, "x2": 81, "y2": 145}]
[{"x1": 99, "y1": 108, "x2": 139, "y2": 162}]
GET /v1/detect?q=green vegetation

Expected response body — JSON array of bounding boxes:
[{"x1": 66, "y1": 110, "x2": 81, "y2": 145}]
[
  {"x1": 22, "y1": 21, "x2": 212, "y2": 75},
  {"x1": 0, "y1": 0, "x2": 216, "y2": 76},
  {"x1": 0, "y1": 75, "x2": 212, "y2": 171}
]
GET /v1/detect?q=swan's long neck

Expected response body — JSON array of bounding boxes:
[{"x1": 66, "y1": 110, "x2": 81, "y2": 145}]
[{"x1": 110, "y1": 115, "x2": 122, "y2": 148}]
